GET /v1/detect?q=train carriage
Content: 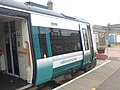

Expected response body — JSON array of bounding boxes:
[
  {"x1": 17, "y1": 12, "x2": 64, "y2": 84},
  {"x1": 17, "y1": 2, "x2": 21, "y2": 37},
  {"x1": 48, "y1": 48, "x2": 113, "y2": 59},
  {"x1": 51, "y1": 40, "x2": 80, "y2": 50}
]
[{"x1": 0, "y1": 0, "x2": 96, "y2": 89}]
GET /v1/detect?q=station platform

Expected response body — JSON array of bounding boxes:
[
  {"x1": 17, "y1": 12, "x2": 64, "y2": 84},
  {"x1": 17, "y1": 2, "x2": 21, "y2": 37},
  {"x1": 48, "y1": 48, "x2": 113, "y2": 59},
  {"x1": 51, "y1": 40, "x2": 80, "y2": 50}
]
[{"x1": 53, "y1": 60, "x2": 120, "y2": 90}]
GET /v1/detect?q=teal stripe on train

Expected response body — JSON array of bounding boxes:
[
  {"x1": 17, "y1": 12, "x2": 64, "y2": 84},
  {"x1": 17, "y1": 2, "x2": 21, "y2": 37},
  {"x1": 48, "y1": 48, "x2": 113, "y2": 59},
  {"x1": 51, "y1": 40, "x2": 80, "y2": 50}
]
[
  {"x1": 32, "y1": 26, "x2": 41, "y2": 59},
  {"x1": 35, "y1": 58, "x2": 53, "y2": 85}
]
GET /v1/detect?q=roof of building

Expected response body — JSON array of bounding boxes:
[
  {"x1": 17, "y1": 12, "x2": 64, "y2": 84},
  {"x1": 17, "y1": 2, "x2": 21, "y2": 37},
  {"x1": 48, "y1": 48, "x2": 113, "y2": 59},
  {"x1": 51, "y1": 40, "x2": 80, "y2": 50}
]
[
  {"x1": 0, "y1": 0, "x2": 89, "y2": 24},
  {"x1": 92, "y1": 25, "x2": 108, "y2": 30}
]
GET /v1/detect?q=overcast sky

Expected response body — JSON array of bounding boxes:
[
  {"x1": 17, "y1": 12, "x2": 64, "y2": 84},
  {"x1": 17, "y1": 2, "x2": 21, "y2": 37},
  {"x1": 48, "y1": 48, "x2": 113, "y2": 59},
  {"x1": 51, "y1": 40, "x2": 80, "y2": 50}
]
[{"x1": 15, "y1": 0, "x2": 120, "y2": 26}]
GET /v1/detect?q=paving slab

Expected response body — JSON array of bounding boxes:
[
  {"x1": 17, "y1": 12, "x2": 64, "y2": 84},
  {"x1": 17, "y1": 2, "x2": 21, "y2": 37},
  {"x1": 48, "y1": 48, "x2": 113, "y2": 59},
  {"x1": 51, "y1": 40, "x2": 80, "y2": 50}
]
[{"x1": 97, "y1": 66, "x2": 120, "y2": 90}]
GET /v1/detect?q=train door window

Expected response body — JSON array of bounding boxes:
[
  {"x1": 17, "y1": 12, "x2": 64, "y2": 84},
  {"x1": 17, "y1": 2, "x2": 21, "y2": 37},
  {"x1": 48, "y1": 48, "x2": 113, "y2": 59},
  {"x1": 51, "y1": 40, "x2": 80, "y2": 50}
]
[{"x1": 82, "y1": 28, "x2": 89, "y2": 50}]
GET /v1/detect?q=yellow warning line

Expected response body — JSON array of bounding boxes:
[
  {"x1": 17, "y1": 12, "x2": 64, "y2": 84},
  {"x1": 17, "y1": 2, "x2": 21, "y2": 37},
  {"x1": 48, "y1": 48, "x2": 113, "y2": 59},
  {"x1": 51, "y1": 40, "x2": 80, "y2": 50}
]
[{"x1": 91, "y1": 88, "x2": 96, "y2": 90}]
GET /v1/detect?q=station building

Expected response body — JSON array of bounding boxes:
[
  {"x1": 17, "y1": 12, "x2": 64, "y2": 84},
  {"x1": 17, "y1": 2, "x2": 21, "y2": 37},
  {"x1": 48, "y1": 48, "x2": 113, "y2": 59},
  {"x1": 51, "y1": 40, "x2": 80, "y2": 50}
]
[
  {"x1": 93, "y1": 24, "x2": 120, "y2": 46},
  {"x1": 107, "y1": 24, "x2": 120, "y2": 45},
  {"x1": 92, "y1": 25, "x2": 108, "y2": 46}
]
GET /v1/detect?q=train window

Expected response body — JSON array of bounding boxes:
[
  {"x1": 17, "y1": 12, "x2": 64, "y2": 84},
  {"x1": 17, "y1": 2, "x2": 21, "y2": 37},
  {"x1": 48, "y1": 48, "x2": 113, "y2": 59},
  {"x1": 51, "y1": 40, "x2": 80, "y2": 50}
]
[
  {"x1": 38, "y1": 27, "x2": 48, "y2": 58},
  {"x1": 32, "y1": 26, "x2": 49, "y2": 59},
  {"x1": 50, "y1": 29, "x2": 82, "y2": 56},
  {"x1": 32, "y1": 27, "x2": 83, "y2": 57},
  {"x1": 50, "y1": 29, "x2": 62, "y2": 55},
  {"x1": 82, "y1": 28, "x2": 89, "y2": 50}
]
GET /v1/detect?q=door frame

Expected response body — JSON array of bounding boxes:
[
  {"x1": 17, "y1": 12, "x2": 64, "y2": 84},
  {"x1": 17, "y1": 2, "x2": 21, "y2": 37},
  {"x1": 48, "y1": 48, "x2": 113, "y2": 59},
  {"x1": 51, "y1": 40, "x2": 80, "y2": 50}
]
[{"x1": 79, "y1": 23, "x2": 91, "y2": 67}]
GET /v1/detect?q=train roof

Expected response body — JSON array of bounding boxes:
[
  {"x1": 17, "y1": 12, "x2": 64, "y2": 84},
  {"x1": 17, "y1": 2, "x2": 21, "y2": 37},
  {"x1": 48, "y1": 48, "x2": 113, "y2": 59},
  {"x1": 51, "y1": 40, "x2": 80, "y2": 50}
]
[{"x1": 0, "y1": 0, "x2": 89, "y2": 24}]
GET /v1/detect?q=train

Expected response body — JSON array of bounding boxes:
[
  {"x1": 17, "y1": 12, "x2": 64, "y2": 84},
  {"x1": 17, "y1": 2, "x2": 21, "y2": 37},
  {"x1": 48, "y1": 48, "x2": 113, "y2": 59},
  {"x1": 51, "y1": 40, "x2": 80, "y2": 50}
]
[{"x1": 0, "y1": 0, "x2": 96, "y2": 89}]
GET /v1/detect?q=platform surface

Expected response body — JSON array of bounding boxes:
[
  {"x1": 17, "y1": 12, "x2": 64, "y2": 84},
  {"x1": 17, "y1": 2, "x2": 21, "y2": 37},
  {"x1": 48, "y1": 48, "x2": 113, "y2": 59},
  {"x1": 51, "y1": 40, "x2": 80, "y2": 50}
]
[
  {"x1": 97, "y1": 66, "x2": 120, "y2": 90},
  {"x1": 54, "y1": 60, "x2": 120, "y2": 90}
]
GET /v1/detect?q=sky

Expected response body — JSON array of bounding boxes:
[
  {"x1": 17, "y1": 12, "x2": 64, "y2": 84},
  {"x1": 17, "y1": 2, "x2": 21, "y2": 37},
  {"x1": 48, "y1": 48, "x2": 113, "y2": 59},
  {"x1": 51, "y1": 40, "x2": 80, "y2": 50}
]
[{"x1": 15, "y1": 0, "x2": 120, "y2": 26}]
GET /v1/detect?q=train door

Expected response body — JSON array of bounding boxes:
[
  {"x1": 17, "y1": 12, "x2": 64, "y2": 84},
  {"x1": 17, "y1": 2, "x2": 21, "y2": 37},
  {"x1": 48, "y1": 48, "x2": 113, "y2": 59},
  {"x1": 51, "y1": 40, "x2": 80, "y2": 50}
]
[
  {"x1": 4, "y1": 21, "x2": 19, "y2": 76},
  {"x1": 87, "y1": 25, "x2": 94, "y2": 61},
  {"x1": 80, "y1": 23, "x2": 91, "y2": 67}
]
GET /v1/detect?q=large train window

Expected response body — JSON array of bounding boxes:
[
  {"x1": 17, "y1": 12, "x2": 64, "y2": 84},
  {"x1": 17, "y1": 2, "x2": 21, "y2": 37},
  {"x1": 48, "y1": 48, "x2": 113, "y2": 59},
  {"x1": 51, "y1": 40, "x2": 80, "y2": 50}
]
[
  {"x1": 82, "y1": 28, "x2": 89, "y2": 50},
  {"x1": 50, "y1": 29, "x2": 82, "y2": 56},
  {"x1": 32, "y1": 27, "x2": 83, "y2": 58}
]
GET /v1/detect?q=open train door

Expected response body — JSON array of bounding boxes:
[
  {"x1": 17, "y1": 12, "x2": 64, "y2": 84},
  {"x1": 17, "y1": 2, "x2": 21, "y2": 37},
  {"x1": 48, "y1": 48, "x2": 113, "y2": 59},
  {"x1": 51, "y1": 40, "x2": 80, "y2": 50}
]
[{"x1": 0, "y1": 4, "x2": 34, "y2": 89}]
